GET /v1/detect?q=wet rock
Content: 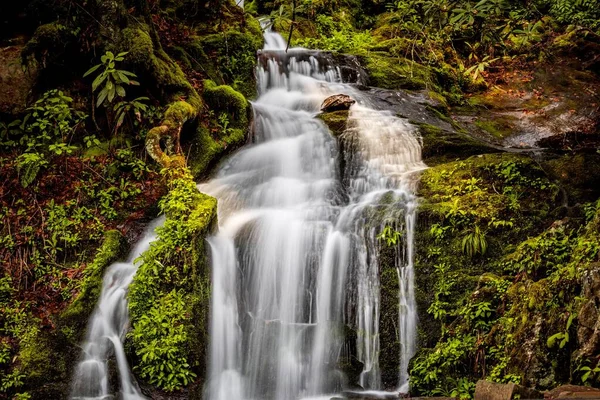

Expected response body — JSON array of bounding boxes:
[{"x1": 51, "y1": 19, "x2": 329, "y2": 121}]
[
  {"x1": 321, "y1": 94, "x2": 356, "y2": 112},
  {"x1": 318, "y1": 110, "x2": 349, "y2": 136},
  {"x1": 474, "y1": 380, "x2": 543, "y2": 400},
  {"x1": 416, "y1": 122, "x2": 499, "y2": 164},
  {"x1": 577, "y1": 264, "x2": 600, "y2": 357},
  {"x1": 545, "y1": 384, "x2": 600, "y2": 399}
]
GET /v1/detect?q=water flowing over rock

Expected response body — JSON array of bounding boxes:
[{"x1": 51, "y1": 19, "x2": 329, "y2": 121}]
[
  {"x1": 201, "y1": 24, "x2": 425, "y2": 400},
  {"x1": 321, "y1": 94, "x2": 356, "y2": 112},
  {"x1": 70, "y1": 219, "x2": 163, "y2": 400}
]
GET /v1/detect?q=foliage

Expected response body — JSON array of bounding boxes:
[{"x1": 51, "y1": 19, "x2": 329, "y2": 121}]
[
  {"x1": 4, "y1": 90, "x2": 85, "y2": 187},
  {"x1": 132, "y1": 290, "x2": 196, "y2": 391},
  {"x1": 547, "y1": 312, "x2": 575, "y2": 349},
  {"x1": 461, "y1": 225, "x2": 487, "y2": 257},
  {"x1": 410, "y1": 334, "x2": 477, "y2": 396},
  {"x1": 128, "y1": 166, "x2": 216, "y2": 391},
  {"x1": 295, "y1": 15, "x2": 374, "y2": 53},
  {"x1": 378, "y1": 225, "x2": 402, "y2": 246},
  {"x1": 550, "y1": 0, "x2": 600, "y2": 29},
  {"x1": 113, "y1": 97, "x2": 149, "y2": 133},
  {"x1": 84, "y1": 51, "x2": 139, "y2": 107}
]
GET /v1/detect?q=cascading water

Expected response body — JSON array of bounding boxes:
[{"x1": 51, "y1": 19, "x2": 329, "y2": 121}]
[
  {"x1": 70, "y1": 218, "x2": 163, "y2": 400},
  {"x1": 203, "y1": 25, "x2": 426, "y2": 399}
]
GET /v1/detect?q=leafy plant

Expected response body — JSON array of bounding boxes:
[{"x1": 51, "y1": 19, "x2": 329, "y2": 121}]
[
  {"x1": 378, "y1": 225, "x2": 402, "y2": 246},
  {"x1": 461, "y1": 225, "x2": 488, "y2": 257},
  {"x1": 547, "y1": 312, "x2": 576, "y2": 349},
  {"x1": 132, "y1": 290, "x2": 197, "y2": 392},
  {"x1": 84, "y1": 51, "x2": 139, "y2": 107},
  {"x1": 15, "y1": 152, "x2": 49, "y2": 188},
  {"x1": 113, "y1": 97, "x2": 149, "y2": 132}
]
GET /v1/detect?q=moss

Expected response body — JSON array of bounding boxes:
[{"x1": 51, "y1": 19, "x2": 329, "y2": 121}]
[
  {"x1": 60, "y1": 230, "x2": 126, "y2": 331},
  {"x1": 21, "y1": 22, "x2": 75, "y2": 66},
  {"x1": 415, "y1": 122, "x2": 498, "y2": 164},
  {"x1": 361, "y1": 54, "x2": 436, "y2": 91},
  {"x1": 18, "y1": 231, "x2": 126, "y2": 399},
  {"x1": 542, "y1": 153, "x2": 600, "y2": 205},
  {"x1": 186, "y1": 81, "x2": 250, "y2": 177},
  {"x1": 203, "y1": 79, "x2": 249, "y2": 129},
  {"x1": 474, "y1": 118, "x2": 516, "y2": 139},
  {"x1": 128, "y1": 170, "x2": 217, "y2": 391},
  {"x1": 318, "y1": 110, "x2": 350, "y2": 136},
  {"x1": 120, "y1": 27, "x2": 201, "y2": 109},
  {"x1": 197, "y1": 30, "x2": 263, "y2": 98}
]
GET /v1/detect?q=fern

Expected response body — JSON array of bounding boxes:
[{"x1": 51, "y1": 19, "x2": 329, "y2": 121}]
[
  {"x1": 461, "y1": 225, "x2": 488, "y2": 258},
  {"x1": 15, "y1": 153, "x2": 48, "y2": 188}
]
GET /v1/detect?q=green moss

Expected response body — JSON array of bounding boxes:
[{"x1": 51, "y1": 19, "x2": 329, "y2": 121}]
[
  {"x1": 120, "y1": 27, "x2": 202, "y2": 109},
  {"x1": 203, "y1": 79, "x2": 249, "y2": 129},
  {"x1": 415, "y1": 122, "x2": 498, "y2": 164},
  {"x1": 60, "y1": 230, "x2": 126, "y2": 331},
  {"x1": 186, "y1": 81, "x2": 250, "y2": 177},
  {"x1": 21, "y1": 22, "x2": 76, "y2": 68},
  {"x1": 128, "y1": 168, "x2": 216, "y2": 391},
  {"x1": 474, "y1": 118, "x2": 515, "y2": 139},
  {"x1": 318, "y1": 110, "x2": 349, "y2": 136},
  {"x1": 542, "y1": 153, "x2": 600, "y2": 205},
  {"x1": 197, "y1": 30, "x2": 263, "y2": 98},
  {"x1": 361, "y1": 54, "x2": 436, "y2": 91}
]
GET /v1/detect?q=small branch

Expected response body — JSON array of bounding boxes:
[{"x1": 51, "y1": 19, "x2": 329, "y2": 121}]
[{"x1": 285, "y1": 0, "x2": 296, "y2": 53}]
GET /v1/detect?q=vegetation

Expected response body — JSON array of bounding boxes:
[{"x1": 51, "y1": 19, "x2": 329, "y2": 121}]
[{"x1": 0, "y1": 0, "x2": 599, "y2": 398}]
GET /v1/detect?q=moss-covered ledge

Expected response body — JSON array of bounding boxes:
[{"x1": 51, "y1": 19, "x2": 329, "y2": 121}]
[
  {"x1": 127, "y1": 164, "x2": 217, "y2": 396},
  {"x1": 19, "y1": 230, "x2": 126, "y2": 400}
]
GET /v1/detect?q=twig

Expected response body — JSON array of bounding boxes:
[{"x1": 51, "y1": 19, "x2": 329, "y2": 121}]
[{"x1": 285, "y1": 0, "x2": 296, "y2": 53}]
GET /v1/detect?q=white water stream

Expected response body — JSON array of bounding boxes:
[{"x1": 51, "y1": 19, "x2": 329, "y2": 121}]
[
  {"x1": 69, "y1": 22, "x2": 424, "y2": 400},
  {"x1": 203, "y1": 26, "x2": 425, "y2": 399},
  {"x1": 71, "y1": 218, "x2": 163, "y2": 400}
]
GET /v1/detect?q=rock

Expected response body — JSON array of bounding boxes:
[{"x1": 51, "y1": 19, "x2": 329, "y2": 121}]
[
  {"x1": 545, "y1": 384, "x2": 600, "y2": 399},
  {"x1": 318, "y1": 110, "x2": 349, "y2": 136},
  {"x1": 416, "y1": 122, "x2": 499, "y2": 164},
  {"x1": 321, "y1": 94, "x2": 355, "y2": 112},
  {"x1": 474, "y1": 380, "x2": 543, "y2": 400},
  {"x1": 577, "y1": 264, "x2": 600, "y2": 357},
  {"x1": 0, "y1": 43, "x2": 38, "y2": 115}
]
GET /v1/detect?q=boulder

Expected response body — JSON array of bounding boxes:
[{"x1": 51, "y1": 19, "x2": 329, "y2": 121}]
[
  {"x1": 474, "y1": 380, "x2": 543, "y2": 400},
  {"x1": 545, "y1": 384, "x2": 600, "y2": 399},
  {"x1": 0, "y1": 43, "x2": 37, "y2": 115},
  {"x1": 321, "y1": 94, "x2": 355, "y2": 112}
]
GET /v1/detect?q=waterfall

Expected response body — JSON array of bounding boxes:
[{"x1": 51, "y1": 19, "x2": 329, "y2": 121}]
[
  {"x1": 70, "y1": 218, "x2": 163, "y2": 400},
  {"x1": 204, "y1": 27, "x2": 426, "y2": 399}
]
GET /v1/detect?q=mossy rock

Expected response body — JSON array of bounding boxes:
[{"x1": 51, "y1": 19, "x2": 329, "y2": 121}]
[
  {"x1": 128, "y1": 176, "x2": 217, "y2": 392},
  {"x1": 120, "y1": 27, "x2": 201, "y2": 109},
  {"x1": 203, "y1": 79, "x2": 249, "y2": 130},
  {"x1": 318, "y1": 110, "x2": 350, "y2": 136},
  {"x1": 186, "y1": 80, "x2": 250, "y2": 178},
  {"x1": 415, "y1": 122, "x2": 499, "y2": 165},
  {"x1": 542, "y1": 153, "x2": 600, "y2": 205},
  {"x1": 20, "y1": 230, "x2": 126, "y2": 399},
  {"x1": 360, "y1": 54, "x2": 437, "y2": 91},
  {"x1": 60, "y1": 230, "x2": 126, "y2": 332},
  {"x1": 197, "y1": 30, "x2": 263, "y2": 98}
]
